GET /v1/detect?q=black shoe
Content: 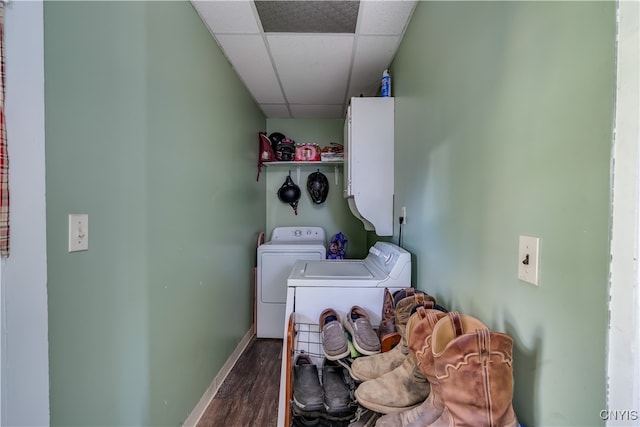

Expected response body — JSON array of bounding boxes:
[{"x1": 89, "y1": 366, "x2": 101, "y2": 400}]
[
  {"x1": 292, "y1": 414, "x2": 322, "y2": 427},
  {"x1": 322, "y1": 359, "x2": 353, "y2": 415},
  {"x1": 293, "y1": 354, "x2": 325, "y2": 412}
]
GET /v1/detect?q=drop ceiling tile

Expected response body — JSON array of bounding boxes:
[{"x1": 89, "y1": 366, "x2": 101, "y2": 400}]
[
  {"x1": 260, "y1": 104, "x2": 291, "y2": 118},
  {"x1": 267, "y1": 34, "x2": 354, "y2": 104},
  {"x1": 215, "y1": 35, "x2": 285, "y2": 104},
  {"x1": 289, "y1": 104, "x2": 345, "y2": 119},
  {"x1": 191, "y1": 0, "x2": 260, "y2": 34},
  {"x1": 348, "y1": 35, "x2": 400, "y2": 98},
  {"x1": 358, "y1": 0, "x2": 417, "y2": 35},
  {"x1": 256, "y1": 1, "x2": 359, "y2": 33}
]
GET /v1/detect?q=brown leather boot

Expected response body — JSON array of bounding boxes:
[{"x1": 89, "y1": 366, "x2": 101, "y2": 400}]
[
  {"x1": 378, "y1": 288, "x2": 431, "y2": 351},
  {"x1": 351, "y1": 291, "x2": 435, "y2": 381},
  {"x1": 393, "y1": 289, "x2": 435, "y2": 340},
  {"x1": 377, "y1": 288, "x2": 400, "y2": 352},
  {"x1": 374, "y1": 311, "x2": 485, "y2": 427},
  {"x1": 428, "y1": 315, "x2": 519, "y2": 427},
  {"x1": 354, "y1": 309, "x2": 432, "y2": 414}
]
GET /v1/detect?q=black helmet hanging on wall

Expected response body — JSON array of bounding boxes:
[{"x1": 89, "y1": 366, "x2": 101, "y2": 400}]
[
  {"x1": 278, "y1": 174, "x2": 301, "y2": 215},
  {"x1": 307, "y1": 170, "x2": 329, "y2": 204}
]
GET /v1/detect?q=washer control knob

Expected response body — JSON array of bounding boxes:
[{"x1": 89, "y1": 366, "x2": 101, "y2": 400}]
[{"x1": 294, "y1": 229, "x2": 302, "y2": 237}]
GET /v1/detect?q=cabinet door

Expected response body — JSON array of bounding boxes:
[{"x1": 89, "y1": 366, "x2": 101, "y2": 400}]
[
  {"x1": 343, "y1": 105, "x2": 353, "y2": 197},
  {"x1": 342, "y1": 97, "x2": 395, "y2": 236},
  {"x1": 348, "y1": 97, "x2": 394, "y2": 198}
]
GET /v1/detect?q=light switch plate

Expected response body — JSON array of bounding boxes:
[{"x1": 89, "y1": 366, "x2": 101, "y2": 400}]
[
  {"x1": 68, "y1": 214, "x2": 88, "y2": 252},
  {"x1": 518, "y1": 235, "x2": 539, "y2": 286}
]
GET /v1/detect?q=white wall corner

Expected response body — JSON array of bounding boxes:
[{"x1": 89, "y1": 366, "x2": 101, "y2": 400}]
[
  {"x1": 606, "y1": 0, "x2": 640, "y2": 425},
  {"x1": 2, "y1": 1, "x2": 50, "y2": 426}
]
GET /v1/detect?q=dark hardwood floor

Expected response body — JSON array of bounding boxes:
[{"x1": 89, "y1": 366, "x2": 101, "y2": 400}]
[{"x1": 197, "y1": 338, "x2": 283, "y2": 427}]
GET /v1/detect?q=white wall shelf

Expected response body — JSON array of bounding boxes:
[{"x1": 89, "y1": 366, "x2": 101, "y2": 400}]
[
  {"x1": 263, "y1": 161, "x2": 342, "y2": 185},
  {"x1": 262, "y1": 161, "x2": 343, "y2": 166}
]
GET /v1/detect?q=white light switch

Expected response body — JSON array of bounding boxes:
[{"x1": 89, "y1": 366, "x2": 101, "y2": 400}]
[
  {"x1": 68, "y1": 214, "x2": 89, "y2": 252},
  {"x1": 518, "y1": 235, "x2": 539, "y2": 286}
]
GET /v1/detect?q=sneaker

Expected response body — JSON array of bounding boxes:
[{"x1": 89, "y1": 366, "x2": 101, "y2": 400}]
[
  {"x1": 322, "y1": 359, "x2": 353, "y2": 415},
  {"x1": 320, "y1": 309, "x2": 350, "y2": 360},
  {"x1": 343, "y1": 306, "x2": 381, "y2": 356},
  {"x1": 293, "y1": 354, "x2": 325, "y2": 412}
]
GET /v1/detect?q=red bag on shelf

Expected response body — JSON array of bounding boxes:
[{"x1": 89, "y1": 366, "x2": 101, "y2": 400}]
[{"x1": 257, "y1": 131, "x2": 275, "y2": 181}]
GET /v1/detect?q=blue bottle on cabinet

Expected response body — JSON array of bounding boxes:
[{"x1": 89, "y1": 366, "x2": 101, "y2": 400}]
[{"x1": 381, "y1": 69, "x2": 391, "y2": 97}]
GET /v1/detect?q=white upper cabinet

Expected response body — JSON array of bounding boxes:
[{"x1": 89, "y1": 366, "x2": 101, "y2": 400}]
[{"x1": 343, "y1": 97, "x2": 394, "y2": 236}]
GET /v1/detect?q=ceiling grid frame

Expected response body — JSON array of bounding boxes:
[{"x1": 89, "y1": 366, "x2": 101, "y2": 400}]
[{"x1": 191, "y1": 0, "x2": 418, "y2": 119}]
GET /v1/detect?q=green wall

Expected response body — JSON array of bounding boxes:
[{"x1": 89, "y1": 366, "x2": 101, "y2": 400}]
[
  {"x1": 42, "y1": 1, "x2": 616, "y2": 425},
  {"x1": 266, "y1": 119, "x2": 368, "y2": 258},
  {"x1": 44, "y1": 2, "x2": 265, "y2": 426},
  {"x1": 391, "y1": 1, "x2": 614, "y2": 426}
]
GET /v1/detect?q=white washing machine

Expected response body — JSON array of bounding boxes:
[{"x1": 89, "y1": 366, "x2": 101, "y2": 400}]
[{"x1": 256, "y1": 226, "x2": 327, "y2": 339}]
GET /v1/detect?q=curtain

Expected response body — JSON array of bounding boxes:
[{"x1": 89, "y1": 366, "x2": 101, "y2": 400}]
[{"x1": 0, "y1": 2, "x2": 9, "y2": 258}]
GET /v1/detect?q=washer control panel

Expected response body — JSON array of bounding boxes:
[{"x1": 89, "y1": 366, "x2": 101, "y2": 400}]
[
  {"x1": 367, "y1": 241, "x2": 411, "y2": 277},
  {"x1": 270, "y1": 226, "x2": 326, "y2": 243}
]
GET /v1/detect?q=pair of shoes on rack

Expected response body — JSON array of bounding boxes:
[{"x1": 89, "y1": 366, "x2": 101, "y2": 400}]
[
  {"x1": 293, "y1": 354, "x2": 354, "y2": 415},
  {"x1": 320, "y1": 307, "x2": 380, "y2": 360}
]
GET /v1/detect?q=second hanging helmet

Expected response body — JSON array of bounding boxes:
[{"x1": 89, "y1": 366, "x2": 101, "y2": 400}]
[
  {"x1": 278, "y1": 174, "x2": 301, "y2": 215},
  {"x1": 307, "y1": 170, "x2": 329, "y2": 204}
]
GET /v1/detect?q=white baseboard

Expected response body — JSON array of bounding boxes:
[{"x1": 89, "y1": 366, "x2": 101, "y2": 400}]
[{"x1": 182, "y1": 327, "x2": 255, "y2": 427}]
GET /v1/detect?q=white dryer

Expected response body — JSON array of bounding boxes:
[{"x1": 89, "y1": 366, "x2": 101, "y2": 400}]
[{"x1": 256, "y1": 226, "x2": 326, "y2": 339}]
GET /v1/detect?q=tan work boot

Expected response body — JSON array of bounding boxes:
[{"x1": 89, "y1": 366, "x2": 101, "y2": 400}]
[
  {"x1": 351, "y1": 290, "x2": 434, "y2": 381},
  {"x1": 374, "y1": 311, "x2": 484, "y2": 427},
  {"x1": 353, "y1": 308, "x2": 432, "y2": 414}
]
